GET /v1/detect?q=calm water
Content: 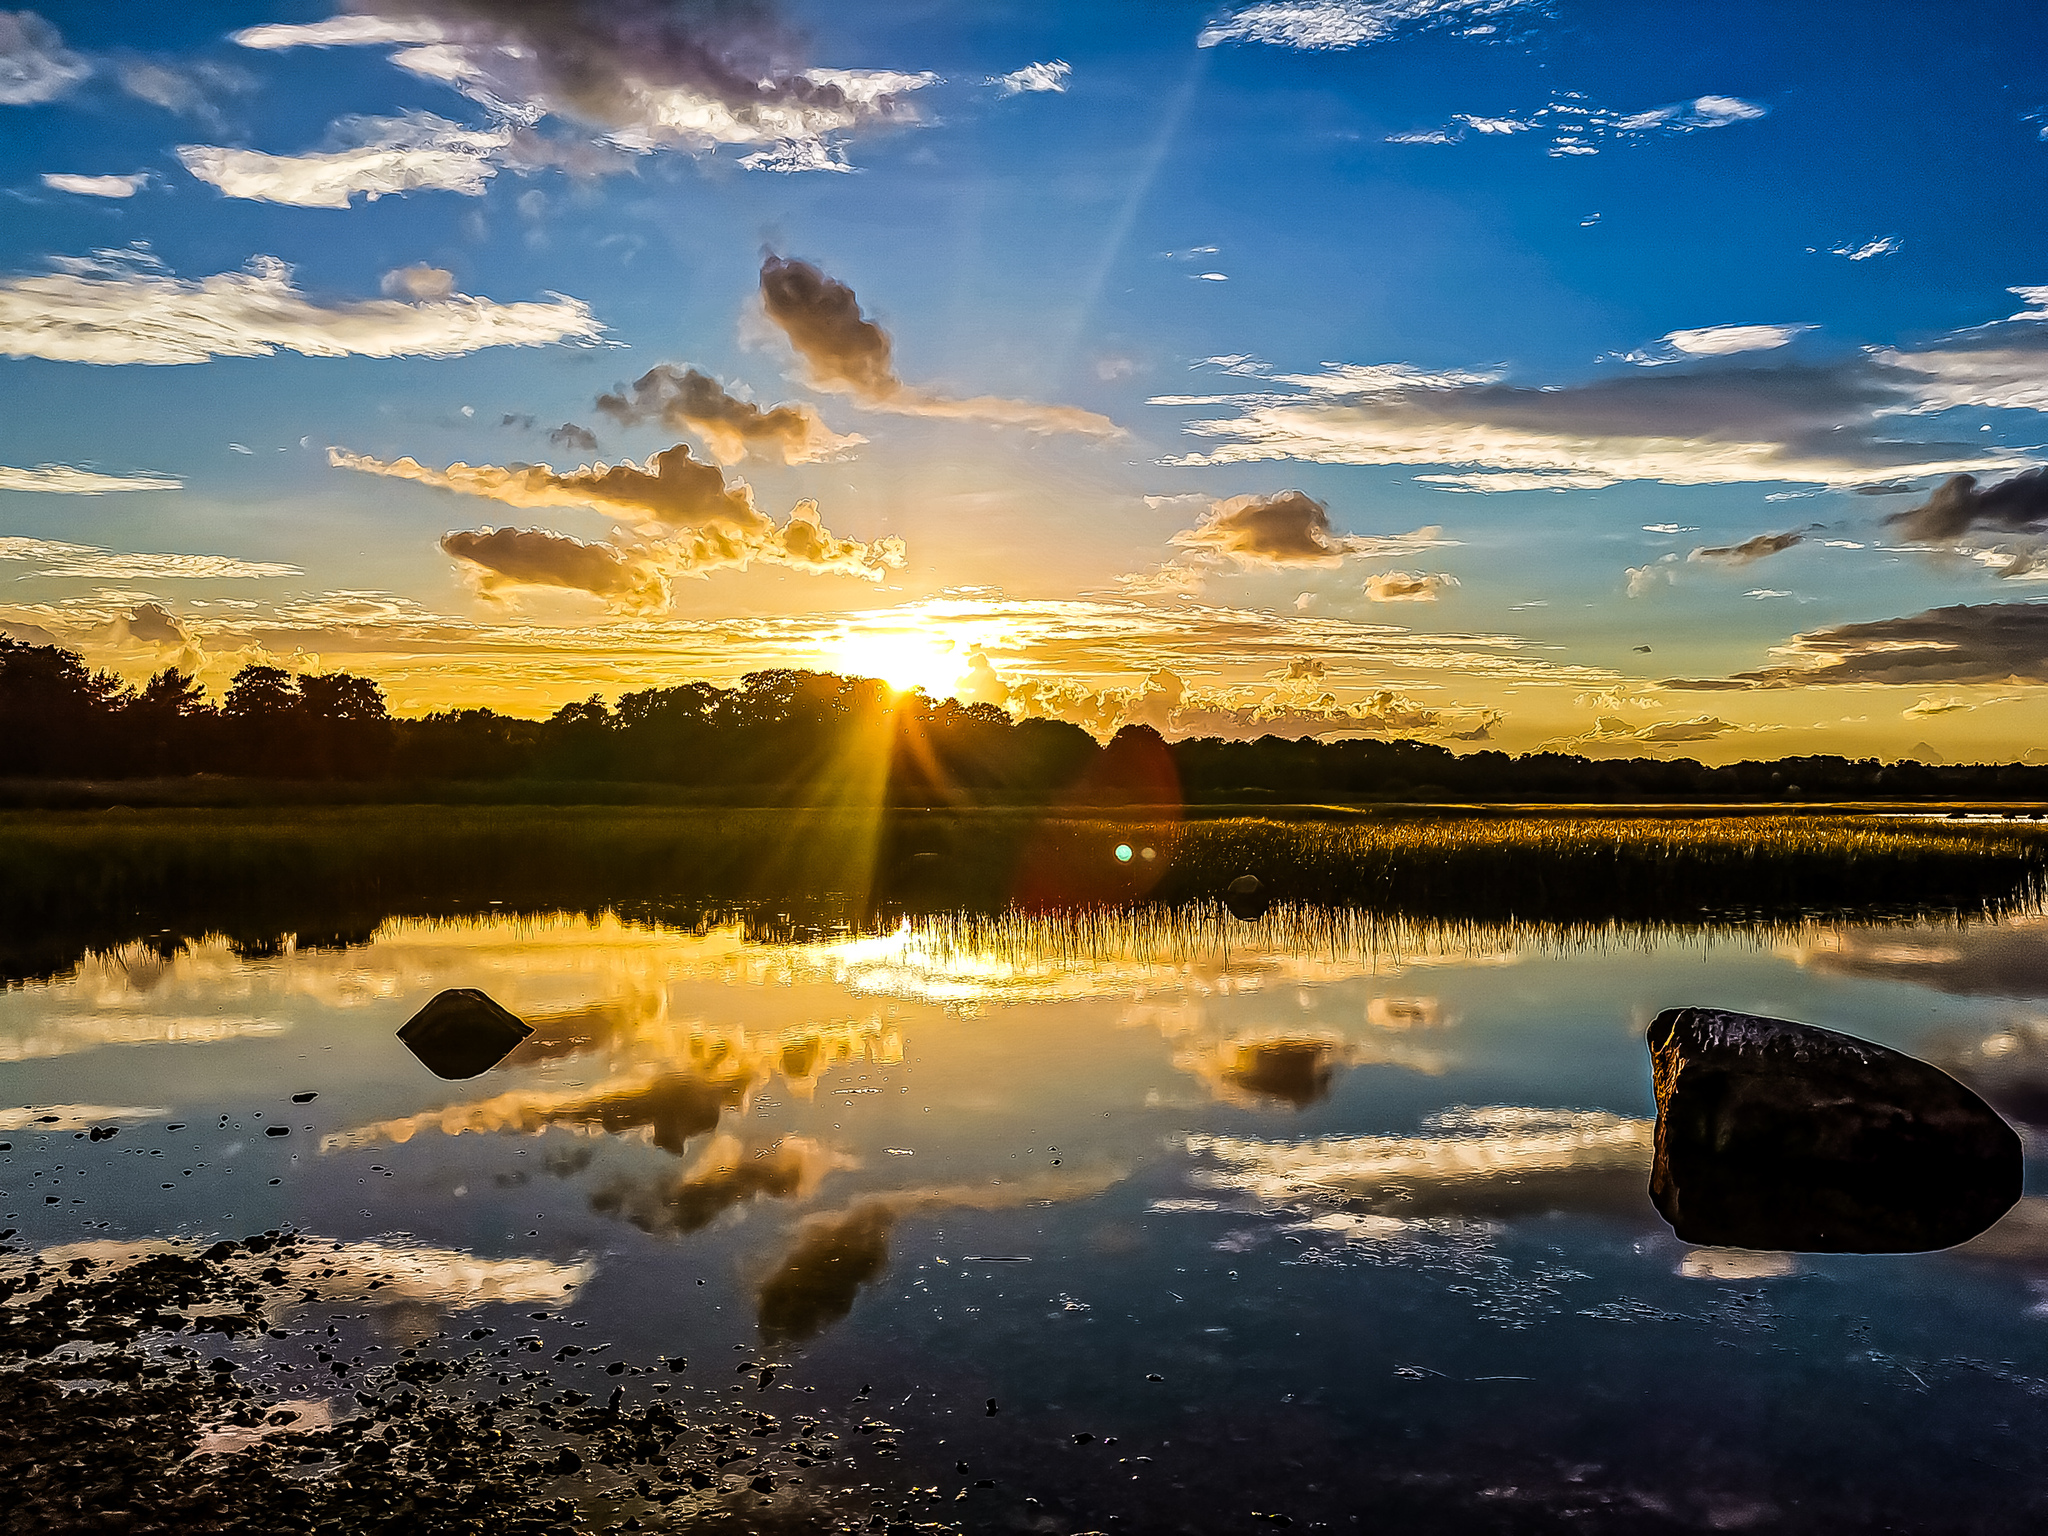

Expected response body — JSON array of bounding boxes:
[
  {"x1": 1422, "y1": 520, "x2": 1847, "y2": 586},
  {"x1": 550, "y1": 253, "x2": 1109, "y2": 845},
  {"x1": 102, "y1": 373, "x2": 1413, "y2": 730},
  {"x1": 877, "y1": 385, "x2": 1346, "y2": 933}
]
[{"x1": 9, "y1": 905, "x2": 2048, "y2": 1530}]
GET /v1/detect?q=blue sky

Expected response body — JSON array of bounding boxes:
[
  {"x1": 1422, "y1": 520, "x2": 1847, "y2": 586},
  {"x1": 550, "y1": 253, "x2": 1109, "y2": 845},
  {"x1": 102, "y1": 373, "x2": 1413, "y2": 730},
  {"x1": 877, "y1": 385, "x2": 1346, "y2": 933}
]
[{"x1": 5, "y1": 0, "x2": 2048, "y2": 759}]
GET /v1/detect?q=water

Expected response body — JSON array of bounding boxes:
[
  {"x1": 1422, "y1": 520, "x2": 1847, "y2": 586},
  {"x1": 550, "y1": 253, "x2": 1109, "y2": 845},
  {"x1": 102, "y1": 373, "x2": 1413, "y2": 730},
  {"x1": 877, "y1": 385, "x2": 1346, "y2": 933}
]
[{"x1": 8, "y1": 905, "x2": 2048, "y2": 1530}]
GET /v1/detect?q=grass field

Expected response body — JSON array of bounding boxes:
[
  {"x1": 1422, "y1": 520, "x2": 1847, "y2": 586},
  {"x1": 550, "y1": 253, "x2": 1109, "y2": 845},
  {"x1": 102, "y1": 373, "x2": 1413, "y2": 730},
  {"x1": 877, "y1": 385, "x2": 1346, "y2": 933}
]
[{"x1": 3, "y1": 805, "x2": 2045, "y2": 986}]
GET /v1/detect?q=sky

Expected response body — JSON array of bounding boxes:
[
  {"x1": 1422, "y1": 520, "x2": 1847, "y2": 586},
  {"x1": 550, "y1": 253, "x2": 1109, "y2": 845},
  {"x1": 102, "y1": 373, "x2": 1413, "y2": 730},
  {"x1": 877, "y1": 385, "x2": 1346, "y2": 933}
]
[{"x1": 5, "y1": 0, "x2": 2048, "y2": 763}]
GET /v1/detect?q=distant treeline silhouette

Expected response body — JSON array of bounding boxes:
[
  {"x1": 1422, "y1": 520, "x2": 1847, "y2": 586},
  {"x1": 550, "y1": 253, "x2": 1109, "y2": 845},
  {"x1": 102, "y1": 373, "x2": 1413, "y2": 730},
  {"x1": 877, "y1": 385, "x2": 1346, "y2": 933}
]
[{"x1": 4, "y1": 635, "x2": 2045, "y2": 802}]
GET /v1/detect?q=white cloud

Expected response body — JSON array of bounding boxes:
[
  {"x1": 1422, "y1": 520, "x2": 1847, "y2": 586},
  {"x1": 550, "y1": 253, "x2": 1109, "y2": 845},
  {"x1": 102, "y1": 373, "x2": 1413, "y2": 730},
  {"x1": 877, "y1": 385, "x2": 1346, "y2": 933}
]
[
  {"x1": 1655, "y1": 322, "x2": 1814, "y2": 359},
  {"x1": 0, "y1": 10, "x2": 87, "y2": 105},
  {"x1": 178, "y1": 112, "x2": 509, "y2": 207},
  {"x1": 986, "y1": 60, "x2": 1071, "y2": 95},
  {"x1": 0, "y1": 249, "x2": 602, "y2": 365},
  {"x1": 736, "y1": 138, "x2": 854, "y2": 174},
  {"x1": 1831, "y1": 234, "x2": 1901, "y2": 261},
  {"x1": 1391, "y1": 90, "x2": 1768, "y2": 156},
  {"x1": 382, "y1": 263, "x2": 455, "y2": 299},
  {"x1": 0, "y1": 536, "x2": 298, "y2": 580},
  {"x1": 41, "y1": 171, "x2": 149, "y2": 199},
  {"x1": 1158, "y1": 298, "x2": 2048, "y2": 489},
  {"x1": 231, "y1": 17, "x2": 448, "y2": 50},
  {"x1": 1199, "y1": 0, "x2": 1537, "y2": 50},
  {"x1": 0, "y1": 463, "x2": 180, "y2": 494},
  {"x1": 230, "y1": 6, "x2": 938, "y2": 172}
]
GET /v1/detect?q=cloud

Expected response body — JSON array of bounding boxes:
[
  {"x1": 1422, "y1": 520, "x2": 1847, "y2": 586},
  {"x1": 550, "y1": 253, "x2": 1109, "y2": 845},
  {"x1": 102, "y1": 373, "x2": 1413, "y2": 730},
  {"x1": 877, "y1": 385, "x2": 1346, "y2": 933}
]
[
  {"x1": 591, "y1": 1134, "x2": 853, "y2": 1236},
  {"x1": 231, "y1": 0, "x2": 938, "y2": 173},
  {"x1": 1167, "y1": 490, "x2": 1425, "y2": 567},
  {"x1": 0, "y1": 249, "x2": 602, "y2": 365},
  {"x1": 1389, "y1": 91, "x2": 1768, "y2": 156},
  {"x1": 1007, "y1": 667, "x2": 1502, "y2": 742},
  {"x1": 1364, "y1": 569, "x2": 1457, "y2": 601},
  {"x1": 1199, "y1": 0, "x2": 1538, "y2": 50},
  {"x1": 1688, "y1": 529, "x2": 1806, "y2": 564},
  {"x1": 0, "y1": 11, "x2": 86, "y2": 105},
  {"x1": 548, "y1": 422, "x2": 598, "y2": 453},
  {"x1": 1885, "y1": 470, "x2": 2048, "y2": 542},
  {"x1": 41, "y1": 172, "x2": 149, "y2": 199},
  {"x1": 0, "y1": 463, "x2": 179, "y2": 494},
  {"x1": 596, "y1": 364, "x2": 863, "y2": 465},
  {"x1": 1628, "y1": 323, "x2": 1814, "y2": 366},
  {"x1": 381, "y1": 263, "x2": 454, "y2": 300},
  {"x1": 758, "y1": 254, "x2": 1123, "y2": 438},
  {"x1": 986, "y1": 60, "x2": 1071, "y2": 95},
  {"x1": 1831, "y1": 235, "x2": 1901, "y2": 261},
  {"x1": 1734, "y1": 602, "x2": 2048, "y2": 686},
  {"x1": 1159, "y1": 300, "x2": 2048, "y2": 488},
  {"x1": 0, "y1": 535, "x2": 296, "y2": 580},
  {"x1": 117, "y1": 59, "x2": 255, "y2": 129},
  {"x1": 178, "y1": 111, "x2": 508, "y2": 207},
  {"x1": 1902, "y1": 695, "x2": 1973, "y2": 718},
  {"x1": 1626, "y1": 553, "x2": 1677, "y2": 596},
  {"x1": 331, "y1": 442, "x2": 907, "y2": 601},
  {"x1": 1182, "y1": 1105, "x2": 1653, "y2": 1223},
  {"x1": 758, "y1": 1170, "x2": 1121, "y2": 1342}
]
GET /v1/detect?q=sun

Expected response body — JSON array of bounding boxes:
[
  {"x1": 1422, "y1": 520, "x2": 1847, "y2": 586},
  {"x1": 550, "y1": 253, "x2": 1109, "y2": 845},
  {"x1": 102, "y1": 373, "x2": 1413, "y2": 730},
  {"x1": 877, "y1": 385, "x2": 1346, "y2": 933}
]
[{"x1": 827, "y1": 631, "x2": 967, "y2": 697}]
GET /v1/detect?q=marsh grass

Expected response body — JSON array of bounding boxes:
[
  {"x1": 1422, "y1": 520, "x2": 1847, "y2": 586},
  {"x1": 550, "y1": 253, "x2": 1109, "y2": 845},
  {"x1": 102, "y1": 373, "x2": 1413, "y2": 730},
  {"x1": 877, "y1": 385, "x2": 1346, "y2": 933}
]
[{"x1": 1, "y1": 806, "x2": 2043, "y2": 984}]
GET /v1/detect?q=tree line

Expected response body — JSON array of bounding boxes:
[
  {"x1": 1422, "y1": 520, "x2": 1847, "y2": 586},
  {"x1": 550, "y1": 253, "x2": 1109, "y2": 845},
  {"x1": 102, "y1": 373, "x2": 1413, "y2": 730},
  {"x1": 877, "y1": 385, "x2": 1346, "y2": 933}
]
[{"x1": 3, "y1": 635, "x2": 2044, "y2": 803}]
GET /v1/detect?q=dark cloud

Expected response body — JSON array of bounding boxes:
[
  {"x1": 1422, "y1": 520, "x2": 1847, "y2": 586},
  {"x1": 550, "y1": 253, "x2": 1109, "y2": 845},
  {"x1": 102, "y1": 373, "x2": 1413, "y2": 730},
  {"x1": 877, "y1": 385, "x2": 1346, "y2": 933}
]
[
  {"x1": 592, "y1": 1134, "x2": 850, "y2": 1236},
  {"x1": 1170, "y1": 490, "x2": 1372, "y2": 567},
  {"x1": 238, "y1": 0, "x2": 937, "y2": 162},
  {"x1": 438, "y1": 526, "x2": 671, "y2": 611},
  {"x1": 334, "y1": 442, "x2": 908, "y2": 597},
  {"x1": 596, "y1": 363, "x2": 861, "y2": 464},
  {"x1": 1852, "y1": 481, "x2": 1916, "y2": 496},
  {"x1": 115, "y1": 602, "x2": 186, "y2": 646},
  {"x1": 1886, "y1": 470, "x2": 2048, "y2": 543},
  {"x1": 758, "y1": 254, "x2": 1123, "y2": 437},
  {"x1": 1738, "y1": 602, "x2": 2048, "y2": 686},
  {"x1": 548, "y1": 421, "x2": 599, "y2": 453},
  {"x1": 500, "y1": 412, "x2": 537, "y2": 431},
  {"x1": 757, "y1": 1200, "x2": 894, "y2": 1343},
  {"x1": 1688, "y1": 529, "x2": 1805, "y2": 564}
]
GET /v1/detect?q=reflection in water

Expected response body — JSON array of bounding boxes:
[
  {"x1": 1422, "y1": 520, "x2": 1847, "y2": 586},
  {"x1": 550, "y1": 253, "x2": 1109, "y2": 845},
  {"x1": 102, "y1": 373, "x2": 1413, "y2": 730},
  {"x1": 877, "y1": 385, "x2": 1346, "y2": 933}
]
[
  {"x1": 757, "y1": 1170, "x2": 1126, "y2": 1342},
  {"x1": 324, "y1": 1069, "x2": 753, "y2": 1155},
  {"x1": 0, "y1": 1102, "x2": 167, "y2": 1130},
  {"x1": 1679, "y1": 1248, "x2": 1798, "y2": 1280},
  {"x1": 0, "y1": 1014, "x2": 286, "y2": 1064},
  {"x1": 9, "y1": 1235, "x2": 592, "y2": 1312},
  {"x1": 592, "y1": 1133, "x2": 854, "y2": 1235},
  {"x1": 1186, "y1": 1107, "x2": 1654, "y2": 1223},
  {"x1": 1797, "y1": 916, "x2": 2048, "y2": 998},
  {"x1": 758, "y1": 1200, "x2": 896, "y2": 1343},
  {"x1": 1197, "y1": 1034, "x2": 1343, "y2": 1108}
]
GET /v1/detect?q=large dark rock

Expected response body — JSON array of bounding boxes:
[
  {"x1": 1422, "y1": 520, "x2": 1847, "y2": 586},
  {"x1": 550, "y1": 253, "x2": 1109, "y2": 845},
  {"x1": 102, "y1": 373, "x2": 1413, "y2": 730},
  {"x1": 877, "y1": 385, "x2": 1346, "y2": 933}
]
[
  {"x1": 1223, "y1": 874, "x2": 1270, "y2": 922},
  {"x1": 398, "y1": 988, "x2": 533, "y2": 1080},
  {"x1": 1648, "y1": 1006, "x2": 2022, "y2": 1252}
]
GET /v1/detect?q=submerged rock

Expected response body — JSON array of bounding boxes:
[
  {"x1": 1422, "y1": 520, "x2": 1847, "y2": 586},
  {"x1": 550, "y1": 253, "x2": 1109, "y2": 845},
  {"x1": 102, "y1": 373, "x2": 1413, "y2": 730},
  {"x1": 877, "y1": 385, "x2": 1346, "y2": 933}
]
[
  {"x1": 1223, "y1": 875, "x2": 1270, "y2": 922},
  {"x1": 1647, "y1": 1006, "x2": 2022, "y2": 1252},
  {"x1": 398, "y1": 988, "x2": 533, "y2": 1080}
]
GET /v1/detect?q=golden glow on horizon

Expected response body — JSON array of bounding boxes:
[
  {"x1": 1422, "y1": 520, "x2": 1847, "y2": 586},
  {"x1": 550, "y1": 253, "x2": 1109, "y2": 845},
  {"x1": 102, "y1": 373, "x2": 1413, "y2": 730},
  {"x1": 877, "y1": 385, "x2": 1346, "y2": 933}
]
[{"x1": 825, "y1": 630, "x2": 967, "y2": 697}]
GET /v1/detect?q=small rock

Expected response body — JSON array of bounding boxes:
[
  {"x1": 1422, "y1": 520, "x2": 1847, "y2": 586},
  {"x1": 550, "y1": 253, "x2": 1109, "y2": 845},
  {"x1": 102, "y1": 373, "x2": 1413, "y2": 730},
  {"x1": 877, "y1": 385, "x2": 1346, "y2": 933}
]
[
  {"x1": 1648, "y1": 1006, "x2": 2022, "y2": 1252},
  {"x1": 397, "y1": 988, "x2": 534, "y2": 1080}
]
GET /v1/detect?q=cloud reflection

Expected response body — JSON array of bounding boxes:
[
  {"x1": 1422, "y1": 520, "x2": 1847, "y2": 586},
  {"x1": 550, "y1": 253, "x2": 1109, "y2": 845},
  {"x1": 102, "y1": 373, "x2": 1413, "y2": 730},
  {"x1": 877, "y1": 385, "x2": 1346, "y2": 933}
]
[{"x1": 591, "y1": 1133, "x2": 854, "y2": 1234}]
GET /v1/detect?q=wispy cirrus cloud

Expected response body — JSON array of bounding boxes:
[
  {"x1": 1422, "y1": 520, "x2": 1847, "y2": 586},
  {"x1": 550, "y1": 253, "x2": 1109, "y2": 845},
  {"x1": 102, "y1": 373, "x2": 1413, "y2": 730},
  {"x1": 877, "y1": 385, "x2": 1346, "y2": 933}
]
[
  {"x1": 1156, "y1": 292, "x2": 2048, "y2": 489},
  {"x1": 178, "y1": 111, "x2": 508, "y2": 207},
  {"x1": 1199, "y1": 0, "x2": 1537, "y2": 51},
  {"x1": 0, "y1": 11, "x2": 87, "y2": 105},
  {"x1": 0, "y1": 463, "x2": 180, "y2": 495},
  {"x1": 1387, "y1": 91, "x2": 1767, "y2": 156},
  {"x1": 0, "y1": 535, "x2": 296, "y2": 580},
  {"x1": 1830, "y1": 234, "x2": 1902, "y2": 261},
  {"x1": 231, "y1": 0, "x2": 938, "y2": 174},
  {"x1": 0, "y1": 249, "x2": 602, "y2": 364}
]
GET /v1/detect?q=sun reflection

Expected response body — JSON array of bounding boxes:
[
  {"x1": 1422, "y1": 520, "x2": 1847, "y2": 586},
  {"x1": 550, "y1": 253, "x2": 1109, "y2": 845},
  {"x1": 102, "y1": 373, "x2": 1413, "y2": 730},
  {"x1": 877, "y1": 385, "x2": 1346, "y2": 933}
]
[{"x1": 824, "y1": 630, "x2": 966, "y2": 696}]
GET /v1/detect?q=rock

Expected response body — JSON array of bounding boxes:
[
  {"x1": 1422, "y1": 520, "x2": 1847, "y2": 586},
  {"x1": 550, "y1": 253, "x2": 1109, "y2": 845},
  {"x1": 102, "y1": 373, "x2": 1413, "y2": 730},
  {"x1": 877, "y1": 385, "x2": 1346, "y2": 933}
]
[
  {"x1": 1647, "y1": 1006, "x2": 2022, "y2": 1252},
  {"x1": 397, "y1": 988, "x2": 533, "y2": 1080},
  {"x1": 1224, "y1": 874, "x2": 1270, "y2": 922}
]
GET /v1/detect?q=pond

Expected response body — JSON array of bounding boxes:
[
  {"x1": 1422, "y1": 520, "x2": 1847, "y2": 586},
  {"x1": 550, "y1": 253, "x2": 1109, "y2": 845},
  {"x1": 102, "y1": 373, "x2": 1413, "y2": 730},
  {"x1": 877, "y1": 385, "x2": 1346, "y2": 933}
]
[{"x1": 8, "y1": 881, "x2": 2048, "y2": 1531}]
